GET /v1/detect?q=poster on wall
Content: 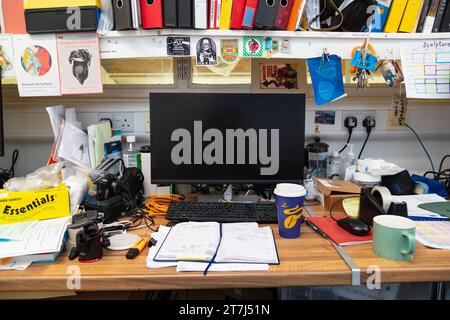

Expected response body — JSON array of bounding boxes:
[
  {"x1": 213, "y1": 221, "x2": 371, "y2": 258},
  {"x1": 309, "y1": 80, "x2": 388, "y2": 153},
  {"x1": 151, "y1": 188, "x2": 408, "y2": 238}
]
[
  {"x1": 56, "y1": 33, "x2": 103, "y2": 95},
  {"x1": 259, "y1": 63, "x2": 299, "y2": 89},
  {"x1": 0, "y1": 34, "x2": 15, "y2": 78},
  {"x1": 13, "y1": 34, "x2": 61, "y2": 97}
]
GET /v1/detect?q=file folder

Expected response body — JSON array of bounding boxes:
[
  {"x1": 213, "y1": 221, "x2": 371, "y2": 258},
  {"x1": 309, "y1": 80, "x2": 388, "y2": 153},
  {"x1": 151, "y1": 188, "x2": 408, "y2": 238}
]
[
  {"x1": 398, "y1": 0, "x2": 424, "y2": 33},
  {"x1": 140, "y1": 0, "x2": 163, "y2": 29},
  {"x1": 383, "y1": 0, "x2": 408, "y2": 33},
  {"x1": 163, "y1": 0, "x2": 178, "y2": 27},
  {"x1": 242, "y1": 0, "x2": 260, "y2": 29},
  {"x1": 230, "y1": 0, "x2": 247, "y2": 29},
  {"x1": 274, "y1": 0, "x2": 295, "y2": 29},
  {"x1": 194, "y1": 0, "x2": 208, "y2": 28},
  {"x1": 219, "y1": 0, "x2": 234, "y2": 29},
  {"x1": 209, "y1": 0, "x2": 221, "y2": 29},
  {"x1": 178, "y1": 0, "x2": 194, "y2": 28},
  {"x1": 254, "y1": 0, "x2": 278, "y2": 29},
  {"x1": 113, "y1": 0, "x2": 134, "y2": 30},
  {"x1": 286, "y1": 0, "x2": 305, "y2": 31}
]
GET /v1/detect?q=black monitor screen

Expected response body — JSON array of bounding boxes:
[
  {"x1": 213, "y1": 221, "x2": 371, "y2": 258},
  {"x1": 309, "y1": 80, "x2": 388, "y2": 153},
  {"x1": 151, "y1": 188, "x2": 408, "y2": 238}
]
[{"x1": 150, "y1": 93, "x2": 305, "y2": 184}]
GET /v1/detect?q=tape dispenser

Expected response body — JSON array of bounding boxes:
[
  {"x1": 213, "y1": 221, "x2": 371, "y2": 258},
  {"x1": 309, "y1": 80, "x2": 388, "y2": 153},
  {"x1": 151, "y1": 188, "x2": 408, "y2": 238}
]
[{"x1": 359, "y1": 187, "x2": 408, "y2": 225}]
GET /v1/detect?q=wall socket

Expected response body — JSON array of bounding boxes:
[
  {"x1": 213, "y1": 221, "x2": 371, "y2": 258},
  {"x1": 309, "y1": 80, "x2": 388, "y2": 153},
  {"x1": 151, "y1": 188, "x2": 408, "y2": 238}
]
[
  {"x1": 98, "y1": 112, "x2": 135, "y2": 133},
  {"x1": 342, "y1": 111, "x2": 377, "y2": 131}
]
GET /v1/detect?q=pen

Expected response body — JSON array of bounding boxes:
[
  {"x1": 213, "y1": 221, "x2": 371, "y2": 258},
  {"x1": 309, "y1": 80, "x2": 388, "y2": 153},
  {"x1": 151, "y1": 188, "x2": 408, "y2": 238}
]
[
  {"x1": 306, "y1": 220, "x2": 328, "y2": 239},
  {"x1": 0, "y1": 238, "x2": 16, "y2": 242},
  {"x1": 126, "y1": 237, "x2": 150, "y2": 260}
]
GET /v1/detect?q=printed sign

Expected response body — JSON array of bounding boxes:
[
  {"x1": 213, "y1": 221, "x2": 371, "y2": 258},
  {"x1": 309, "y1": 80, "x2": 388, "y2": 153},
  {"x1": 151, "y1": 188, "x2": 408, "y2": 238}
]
[
  {"x1": 196, "y1": 37, "x2": 217, "y2": 66},
  {"x1": 220, "y1": 39, "x2": 239, "y2": 63},
  {"x1": 167, "y1": 37, "x2": 190, "y2": 56},
  {"x1": 243, "y1": 36, "x2": 263, "y2": 57}
]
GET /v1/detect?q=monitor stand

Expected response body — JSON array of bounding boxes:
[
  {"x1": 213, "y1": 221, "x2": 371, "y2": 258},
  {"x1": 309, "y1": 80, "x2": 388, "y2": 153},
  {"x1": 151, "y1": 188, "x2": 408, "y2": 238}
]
[{"x1": 197, "y1": 185, "x2": 261, "y2": 203}]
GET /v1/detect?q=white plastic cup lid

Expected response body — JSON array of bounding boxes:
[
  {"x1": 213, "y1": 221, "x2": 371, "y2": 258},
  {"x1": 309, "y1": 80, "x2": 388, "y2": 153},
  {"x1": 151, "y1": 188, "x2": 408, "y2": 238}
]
[{"x1": 274, "y1": 183, "x2": 306, "y2": 197}]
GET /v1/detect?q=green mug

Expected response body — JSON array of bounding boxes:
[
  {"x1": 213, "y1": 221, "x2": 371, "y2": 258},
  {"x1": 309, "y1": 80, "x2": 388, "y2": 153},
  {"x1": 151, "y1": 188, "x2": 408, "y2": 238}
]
[{"x1": 372, "y1": 215, "x2": 416, "y2": 261}]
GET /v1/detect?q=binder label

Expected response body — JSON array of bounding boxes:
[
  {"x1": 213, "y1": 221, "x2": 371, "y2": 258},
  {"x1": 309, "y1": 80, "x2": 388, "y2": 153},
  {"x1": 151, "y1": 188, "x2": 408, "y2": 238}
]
[
  {"x1": 220, "y1": 39, "x2": 239, "y2": 63},
  {"x1": 167, "y1": 37, "x2": 191, "y2": 56},
  {"x1": 196, "y1": 37, "x2": 218, "y2": 66}
]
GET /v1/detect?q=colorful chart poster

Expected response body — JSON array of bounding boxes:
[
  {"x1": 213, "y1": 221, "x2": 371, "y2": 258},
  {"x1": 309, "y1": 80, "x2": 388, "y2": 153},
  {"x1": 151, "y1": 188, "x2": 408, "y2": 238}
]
[
  {"x1": 400, "y1": 39, "x2": 450, "y2": 99},
  {"x1": 0, "y1": 34, "x2": 15, "y2": 78},
  {"x1": 56, "y1": 33, "x2": 103, "y2": 95},
  {"x1": 13, "y1": 34, "x2": 61, "y2": 97}
]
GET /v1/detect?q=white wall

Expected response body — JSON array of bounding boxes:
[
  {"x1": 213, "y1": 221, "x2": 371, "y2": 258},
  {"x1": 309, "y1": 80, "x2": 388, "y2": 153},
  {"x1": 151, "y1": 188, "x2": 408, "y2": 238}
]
[{"x1": 1, "y1": 86, "x2": 449, "y2": 177}]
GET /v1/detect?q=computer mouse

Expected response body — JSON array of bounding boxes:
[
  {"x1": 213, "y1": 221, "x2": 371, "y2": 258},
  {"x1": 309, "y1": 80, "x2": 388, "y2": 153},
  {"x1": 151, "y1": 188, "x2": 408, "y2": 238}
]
[{"x1": 337, "y1": 217, "x2": 370, "y2": 236}]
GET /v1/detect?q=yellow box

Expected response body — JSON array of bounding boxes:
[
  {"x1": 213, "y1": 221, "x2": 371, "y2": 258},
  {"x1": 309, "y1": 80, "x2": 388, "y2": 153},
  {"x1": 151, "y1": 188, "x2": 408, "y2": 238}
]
[
  {"x1": 24, "y1": 0, "x2": 100, "y2": 10},
  {"x1": 0, "y1": 184, "x2": 70, "y2": 225}
]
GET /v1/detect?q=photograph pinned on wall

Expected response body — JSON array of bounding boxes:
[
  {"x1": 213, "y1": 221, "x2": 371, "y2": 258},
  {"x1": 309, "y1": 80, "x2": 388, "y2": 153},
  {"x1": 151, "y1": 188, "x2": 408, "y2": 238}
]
[
  {"x1": 196, "y1": 37, "x2": 217, "y2": 66},
  {"x1": 56, "y1": 33, "x2": 103, "y2": 95},
  {"x1": 0, "y1": 34, "x2": 15, "y2": 78},
  {"x1": 167, "y1": 37, "x2": 191, "y2": 56},
  {"x1": 220, "y1": 39, "x2": 239, "y2": 63},
  {"x1": 315, "y1": 111, "x2": 336, "y2": 125},
  {"x1": 259, "y1": 63, "x2": 299, "y2": 89},
  {"x1": 13, "y1": 34, "x2": 61, "y2": 97}
]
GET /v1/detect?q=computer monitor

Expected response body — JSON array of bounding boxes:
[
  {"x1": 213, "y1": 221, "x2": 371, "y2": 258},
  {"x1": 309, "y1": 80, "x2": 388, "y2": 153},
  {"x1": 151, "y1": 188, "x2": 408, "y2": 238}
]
[{"x1": 150, "y1": 93, "x2": 305, "y2": 184}]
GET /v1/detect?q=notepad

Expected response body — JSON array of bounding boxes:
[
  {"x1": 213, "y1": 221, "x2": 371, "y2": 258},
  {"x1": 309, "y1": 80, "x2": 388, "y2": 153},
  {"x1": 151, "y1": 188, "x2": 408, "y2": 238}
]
[{"x1": 153, "y1": 222, "x2": 279, "y2": 264}]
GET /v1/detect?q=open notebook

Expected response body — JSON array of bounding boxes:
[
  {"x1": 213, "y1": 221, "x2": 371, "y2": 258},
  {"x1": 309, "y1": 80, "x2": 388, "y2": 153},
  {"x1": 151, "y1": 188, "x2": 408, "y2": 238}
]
[{"x1": 153, "y1": 222, "x2": 279, "y2": 264}]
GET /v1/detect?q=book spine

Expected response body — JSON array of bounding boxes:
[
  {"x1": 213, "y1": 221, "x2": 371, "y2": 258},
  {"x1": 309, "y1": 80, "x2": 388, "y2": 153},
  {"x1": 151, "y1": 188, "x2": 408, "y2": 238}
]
[
  {"x1": 398, "y1": 0, "x2": 424, "y2": 33},
  {"x1": 416, "y1": 0, "x2": 432, "y2": 32},
  {"x1": 439, "y1": 0, "x2": 450, "y2": 31},
  {"x1": 423, "y1": 0, "x2": 440, "y2": 31},
  {"x1": 432, "y1": 0, "x2": 448, "y2": 31},
  {"x1": 383, "y1": 0, "x2": 409, "y2": 32}
]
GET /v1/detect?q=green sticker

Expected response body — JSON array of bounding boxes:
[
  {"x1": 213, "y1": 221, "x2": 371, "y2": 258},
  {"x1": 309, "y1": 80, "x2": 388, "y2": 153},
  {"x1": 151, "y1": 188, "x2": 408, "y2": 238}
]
[{"x1": 243, "y1": 36, "x2": 263, "y2": 57}]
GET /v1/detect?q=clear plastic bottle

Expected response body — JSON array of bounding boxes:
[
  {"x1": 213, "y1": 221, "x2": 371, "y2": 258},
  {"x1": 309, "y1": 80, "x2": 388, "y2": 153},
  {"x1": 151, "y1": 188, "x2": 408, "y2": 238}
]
[
  {"x1": 327, "y1": 151, "x2": 342, "y2": 179},
  {"x1": 122, "y1": 136, "x2": 141, "y2": 169},
  {"x1": 340, "y1": 144, "x2": 357, "y2": 181}
]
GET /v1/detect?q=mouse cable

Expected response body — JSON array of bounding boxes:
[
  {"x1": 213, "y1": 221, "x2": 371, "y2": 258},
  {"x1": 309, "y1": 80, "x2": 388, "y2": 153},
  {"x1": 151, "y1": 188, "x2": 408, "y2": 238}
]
[{"x1": 405, "y1": 124, "x2": 435, "y2": 175}]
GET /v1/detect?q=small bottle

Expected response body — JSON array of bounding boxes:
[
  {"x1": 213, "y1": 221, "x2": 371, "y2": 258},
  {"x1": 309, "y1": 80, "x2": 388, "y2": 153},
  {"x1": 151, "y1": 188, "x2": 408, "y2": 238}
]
[
  {"x1": 327, "y1": 151, "x2": 342, "y2": 179},
  {"x1": 123, "y1": 136, "x2": 141, "y2": 169},
  {"x1": 303, "y1": 167, "x2": 316, "y2": 200},
  {"x1": 340, "y1": 144, "x2": 357, "y2": 181}
]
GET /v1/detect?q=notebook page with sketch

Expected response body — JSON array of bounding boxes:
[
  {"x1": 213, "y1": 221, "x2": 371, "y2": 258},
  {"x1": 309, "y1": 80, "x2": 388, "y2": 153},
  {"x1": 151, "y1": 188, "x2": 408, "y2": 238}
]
[
  {"x1": 154, "y1": 222, "x2": 221, "y2": 262},
  {"x1": 215, "y1": 223, "x2": 279, "y2": 264}
]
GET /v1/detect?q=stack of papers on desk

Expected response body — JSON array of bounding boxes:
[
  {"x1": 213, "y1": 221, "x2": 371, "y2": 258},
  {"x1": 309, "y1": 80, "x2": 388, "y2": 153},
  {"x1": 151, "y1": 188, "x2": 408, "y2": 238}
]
[
  {"x1": 146, "y1": 222, "x2": 278, "y2": 272},
  {"x1": 391, "y1": 194, "x2": 449, "y2": 219},
  {"x1": 0, "y1": 218, "x2": 68, "y2": 267}
]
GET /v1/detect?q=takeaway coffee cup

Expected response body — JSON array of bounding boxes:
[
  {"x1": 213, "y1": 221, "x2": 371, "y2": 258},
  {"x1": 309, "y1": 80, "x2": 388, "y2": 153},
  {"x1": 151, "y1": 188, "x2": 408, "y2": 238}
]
[
  {"x1": 373, "y1": 215, "x2": 416, "y2": 261},
  {"x1": 274, "y1": 183, "x2": 306, "y2": 239}
]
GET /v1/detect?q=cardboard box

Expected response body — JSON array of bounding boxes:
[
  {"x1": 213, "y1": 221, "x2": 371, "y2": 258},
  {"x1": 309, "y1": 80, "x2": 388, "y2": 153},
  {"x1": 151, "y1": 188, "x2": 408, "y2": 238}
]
[
  {"x1": 0, "y1": 184, "x2": 70, "y2": 225},
  {"x1": 24, "y1": 0, "x2": 100, "y2": 34},
  {"x1": 315, "y1": 178, "x2": 361, "y2": 211}
]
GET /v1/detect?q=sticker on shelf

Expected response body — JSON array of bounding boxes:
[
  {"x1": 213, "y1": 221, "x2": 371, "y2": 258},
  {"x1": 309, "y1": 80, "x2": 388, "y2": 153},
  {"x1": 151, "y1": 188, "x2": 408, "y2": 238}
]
[
  {"x1": 242, "y1": 36, "x2": 263, "y2": 57},
  {"x1": 196, "y1": 37, "x2": 218, "y2": 66},
  {"x1": 167, "y1": 37, "x2": 191, "y2": 56},
  {"x1": 220, "y1": 39, "x2": 239, "y2": 63}
]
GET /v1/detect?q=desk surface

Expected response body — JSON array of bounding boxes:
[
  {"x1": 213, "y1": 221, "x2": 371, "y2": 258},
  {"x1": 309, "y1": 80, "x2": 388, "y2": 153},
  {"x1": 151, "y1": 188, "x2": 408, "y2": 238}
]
[{"x1": 1, "y1": 206, "x2": 450, "y2": 292}]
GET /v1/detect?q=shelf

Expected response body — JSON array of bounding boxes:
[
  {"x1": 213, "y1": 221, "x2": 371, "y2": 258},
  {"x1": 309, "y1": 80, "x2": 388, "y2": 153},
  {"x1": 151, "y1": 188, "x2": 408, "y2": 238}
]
[{"x1": 99, "y1": 30, "x2": 450, "y2": 60}]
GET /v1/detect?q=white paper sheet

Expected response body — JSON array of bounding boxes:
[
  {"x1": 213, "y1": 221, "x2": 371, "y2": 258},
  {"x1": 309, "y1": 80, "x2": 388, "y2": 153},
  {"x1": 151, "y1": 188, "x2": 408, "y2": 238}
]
[
  {"x1": 390, "y1": 194, "x2": 449, "y2": 218},
  {"x1": 57, "y1": 121, "x2": 91, "y2": 168},
  {"x1": 13, "y1": 34, "x2": 61, "y2": 97},
  {"x1": 400, "y1": 39, "x2": 450, "y2": 99},
  {"x1": 0, "y1": 217, "x2": 68, "y2": 259},
  {"x1": 176, "y1": 261, "x2": 269, "y2": 272},
  {"x1": 416, "y1": 221, "x2": 450, "y2": 249}
]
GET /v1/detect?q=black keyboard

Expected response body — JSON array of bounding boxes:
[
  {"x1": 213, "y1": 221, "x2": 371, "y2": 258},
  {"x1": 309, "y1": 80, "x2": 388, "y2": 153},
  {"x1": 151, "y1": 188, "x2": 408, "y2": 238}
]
[{"x1": 166, "y1": 202, "x2": 278, "y2": 223}]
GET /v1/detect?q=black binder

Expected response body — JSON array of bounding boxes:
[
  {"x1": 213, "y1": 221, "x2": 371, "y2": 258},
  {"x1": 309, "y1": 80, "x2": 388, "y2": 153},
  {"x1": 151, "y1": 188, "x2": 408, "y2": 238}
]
[
  {"x1": 112, "y1": 0, "x2": 134, "y2": 30},
  {"x1": 177, "y1": 0, "x2": 194, "y2": 29},
  {"x1": 163, "y1": 0, "x2": 178, "y2": 27},
  {"x1": 254, "y1": 0, "x2": 279, "y2": 30}
]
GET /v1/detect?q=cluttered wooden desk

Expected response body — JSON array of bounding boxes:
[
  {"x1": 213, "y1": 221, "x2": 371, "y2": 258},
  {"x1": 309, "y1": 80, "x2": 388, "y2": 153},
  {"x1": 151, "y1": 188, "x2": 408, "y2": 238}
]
[{"x1": 1, "y1": 204, "x2": 450, "y2": 293}]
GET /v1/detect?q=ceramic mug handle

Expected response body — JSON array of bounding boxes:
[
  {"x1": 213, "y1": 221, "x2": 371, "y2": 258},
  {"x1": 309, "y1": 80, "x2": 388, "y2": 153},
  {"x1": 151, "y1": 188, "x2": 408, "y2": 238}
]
[{"x1": 401, "y1": 232, "x2": 415, "y2": 256}]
